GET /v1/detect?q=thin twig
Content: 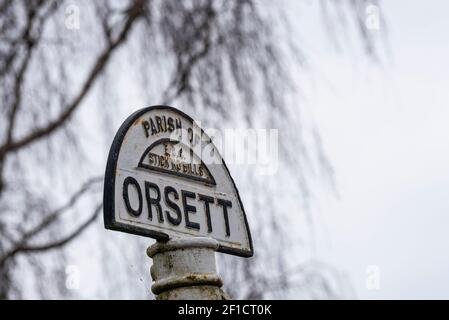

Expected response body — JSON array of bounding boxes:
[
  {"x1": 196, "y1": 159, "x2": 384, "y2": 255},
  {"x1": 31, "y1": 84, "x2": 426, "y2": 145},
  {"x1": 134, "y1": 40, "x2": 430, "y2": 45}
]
[{"x1": 0, "y1": 203, "x2": 102, "y2": 266}]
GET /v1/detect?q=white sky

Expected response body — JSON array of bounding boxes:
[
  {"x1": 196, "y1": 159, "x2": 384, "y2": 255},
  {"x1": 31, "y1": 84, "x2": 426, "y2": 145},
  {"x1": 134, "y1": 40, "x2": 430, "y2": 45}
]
[
  {"x1": 308, "y1": 0, "x2": 449, "y2": 299},
  {"x1": 39, "y1": 1, "x2": 449, "y2": 300}
]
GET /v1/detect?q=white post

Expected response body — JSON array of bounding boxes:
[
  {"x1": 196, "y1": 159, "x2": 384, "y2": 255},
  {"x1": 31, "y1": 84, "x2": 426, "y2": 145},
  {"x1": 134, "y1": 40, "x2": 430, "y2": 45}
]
[{"x1": 147, "y1": 237, "x2": 230, "y2": 300}]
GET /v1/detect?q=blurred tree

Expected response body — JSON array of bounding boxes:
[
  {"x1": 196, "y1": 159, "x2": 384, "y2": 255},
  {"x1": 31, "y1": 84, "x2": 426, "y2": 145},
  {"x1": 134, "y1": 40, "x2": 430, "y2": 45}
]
[{"x1": 0, "y1": 0, "x2": 383, "y2": 299}]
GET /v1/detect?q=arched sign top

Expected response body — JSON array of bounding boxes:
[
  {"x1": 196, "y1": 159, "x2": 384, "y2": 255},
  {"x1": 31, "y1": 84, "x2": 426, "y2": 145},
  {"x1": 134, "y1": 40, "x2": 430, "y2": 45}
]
[
  {"x1": 137, "y1": 138, "x2": 217, "y2": 186},
  {"x1": 104, "y1": 105, "x2": 253, "y2": 257}
]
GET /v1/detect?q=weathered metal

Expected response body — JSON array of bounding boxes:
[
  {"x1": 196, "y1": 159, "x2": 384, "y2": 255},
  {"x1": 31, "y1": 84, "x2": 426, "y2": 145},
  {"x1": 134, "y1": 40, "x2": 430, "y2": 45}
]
[
  {"x1": 147, "y1": 237, "x2": 229, "y2": 300},
  {"x1": 104, "y1": 106, "x2": 254, "y2": 299},
  {"x1": 104, "y1": 105, "x2": 253, "y2": 258}
]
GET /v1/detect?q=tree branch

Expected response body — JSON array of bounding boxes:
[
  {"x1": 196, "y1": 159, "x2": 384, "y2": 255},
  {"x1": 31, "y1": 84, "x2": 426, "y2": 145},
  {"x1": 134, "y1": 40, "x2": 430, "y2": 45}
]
[
  {"x1": 162, "y1": 0, "x2": 215, "y2": 102},
  {"x1": 0, "y1": 0, "x2": 144, "y2": 160},
  {"x1": 4, "y1": 1, "x2": 60, "y2": 142},
  {"x1": 18, "y1": 203, "x2": 102, "y2": 253},
  {"x1": 0, "y1": 176, "x2": 102, "y2": 267},
  {"x1": 0, "y1": 1, "x2": 60, "y2": 192},
  {"x1": 0, "y1": 203, "x2": 102, "y2": 266},
  {"x1": 20, "y1": 176, "x2": 102, "y2": 241}
]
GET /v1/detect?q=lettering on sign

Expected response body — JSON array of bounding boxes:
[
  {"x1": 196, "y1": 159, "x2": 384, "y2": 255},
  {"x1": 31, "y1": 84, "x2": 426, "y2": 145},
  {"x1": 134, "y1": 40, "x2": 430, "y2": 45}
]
[{"x1": 103, "y1": 105, "x2": 253, "y2": 257}]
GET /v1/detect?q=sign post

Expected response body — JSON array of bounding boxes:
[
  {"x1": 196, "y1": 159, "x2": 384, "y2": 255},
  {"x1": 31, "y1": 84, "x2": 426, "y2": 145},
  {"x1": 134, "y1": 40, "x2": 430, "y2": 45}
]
[
  {"x1": 103, "y1": 105, "x2": 253, "y2": 299},
  {"x1": 147, "y1": 237, "x2": 229, "y2": 299}
]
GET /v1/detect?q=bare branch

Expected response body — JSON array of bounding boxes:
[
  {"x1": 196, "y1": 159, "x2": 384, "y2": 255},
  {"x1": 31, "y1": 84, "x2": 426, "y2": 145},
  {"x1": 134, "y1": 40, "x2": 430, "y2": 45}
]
[
  {"x1": 20, "y1": 176, "x2": 102, "y2": 241},
  {"x1": 0, "y1": 203, "x2": 102, "y2": 266},
  {"x1": 18, "y1": 203, "x2": 102, "y2": 253},
  {"x1": 4, "y1": 1, "x2": 60, "y2": 141},
  {"x1": 0, "y1": 0, "x2": 144, "y2": 159},
  {"x1": 0, "y1": 1, "x2": 60, "y2": 192},
  {"x1": 162, "y1": 0, "x2": 215, "y2": 102},
  {"x1": 0, "y1": 177, "x2": 102, "y2": 267}
]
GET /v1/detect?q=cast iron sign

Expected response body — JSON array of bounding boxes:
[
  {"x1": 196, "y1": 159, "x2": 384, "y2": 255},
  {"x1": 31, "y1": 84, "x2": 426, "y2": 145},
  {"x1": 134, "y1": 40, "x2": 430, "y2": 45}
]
[{"x1": 104, "y1": 105, "x2": 253, "y2": 257}]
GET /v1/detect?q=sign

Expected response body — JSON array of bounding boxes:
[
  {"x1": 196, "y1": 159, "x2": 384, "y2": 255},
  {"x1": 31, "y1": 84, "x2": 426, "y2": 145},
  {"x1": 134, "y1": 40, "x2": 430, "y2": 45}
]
[{"x1": 104, "y1": 105, "x2": 253, "y2": 257}]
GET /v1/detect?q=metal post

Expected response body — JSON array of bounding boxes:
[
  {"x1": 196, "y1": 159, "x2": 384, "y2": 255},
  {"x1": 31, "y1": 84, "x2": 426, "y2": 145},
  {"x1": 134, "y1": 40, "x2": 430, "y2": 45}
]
[{"x1": 147, "y1": 237, "x2": 230, "y2": 300}]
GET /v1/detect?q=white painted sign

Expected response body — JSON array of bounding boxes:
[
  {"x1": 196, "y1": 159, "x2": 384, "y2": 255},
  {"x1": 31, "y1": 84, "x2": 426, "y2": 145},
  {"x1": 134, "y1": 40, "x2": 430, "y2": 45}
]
[{"x1": 104, "y1": 105, "x2": 253, "y2": 257}]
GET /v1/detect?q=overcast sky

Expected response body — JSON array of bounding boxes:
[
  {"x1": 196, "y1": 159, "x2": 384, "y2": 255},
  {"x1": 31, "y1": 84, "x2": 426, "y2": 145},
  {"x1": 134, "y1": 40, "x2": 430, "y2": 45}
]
[
  {"x1": 36, "y1": 1, "x2": 449, "y2": 300},
  {"x1": 306, "y1": 1, "x2": 449, "y2": 299}
]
